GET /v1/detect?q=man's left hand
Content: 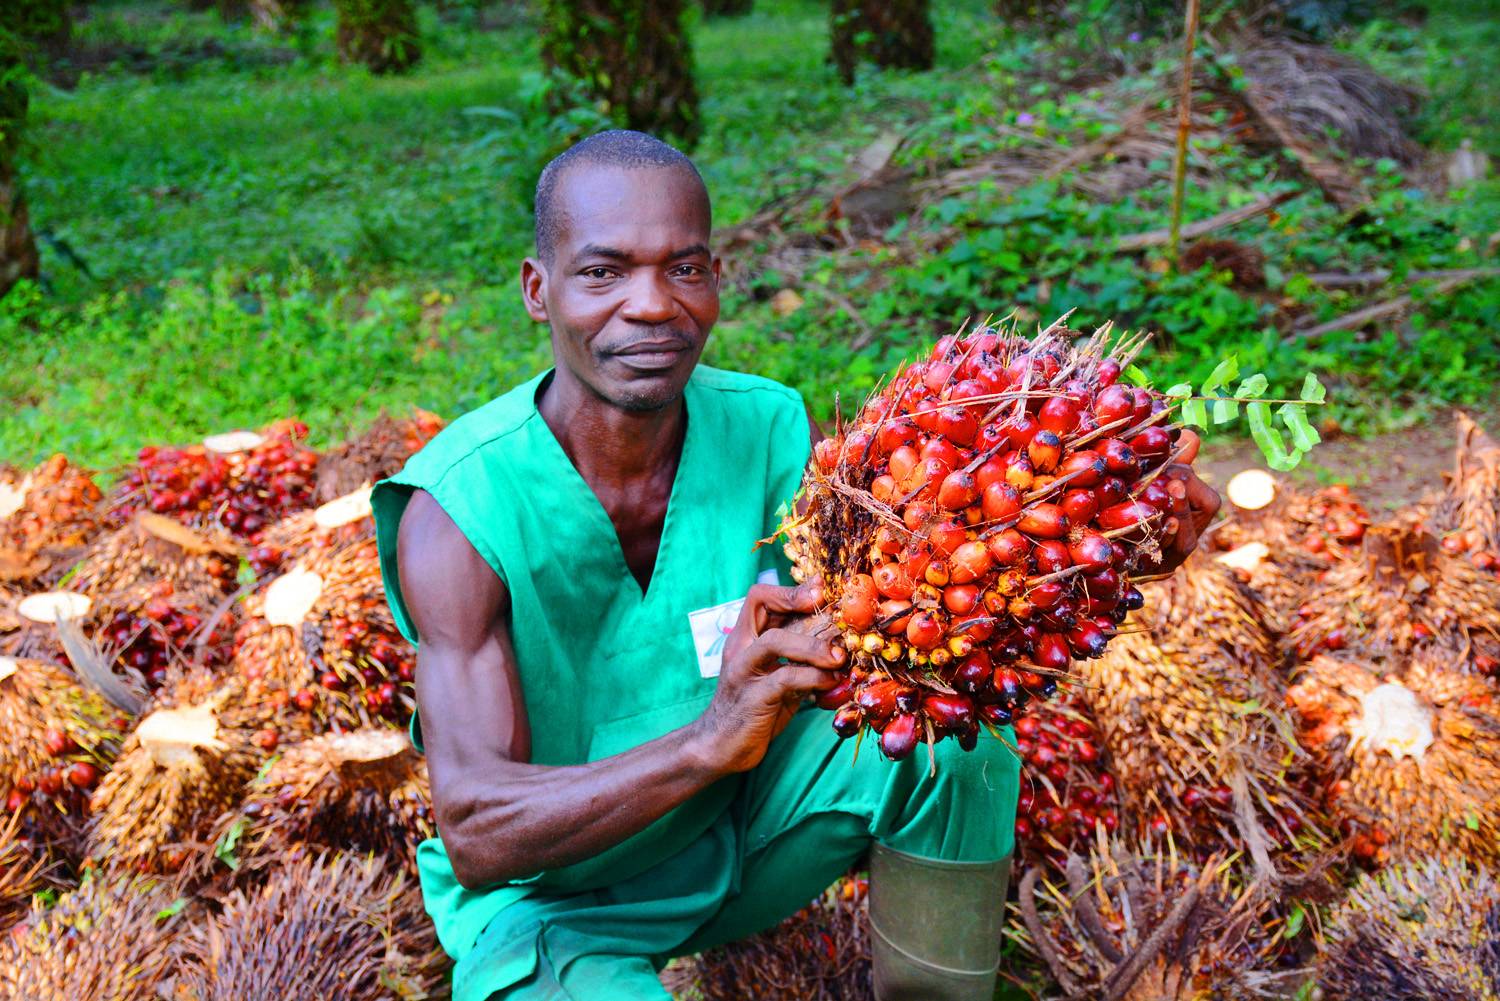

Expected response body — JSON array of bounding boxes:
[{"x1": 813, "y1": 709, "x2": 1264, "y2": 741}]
[{"x1": 1152, "y1": 429, "x2": 1221, "y2": 572}]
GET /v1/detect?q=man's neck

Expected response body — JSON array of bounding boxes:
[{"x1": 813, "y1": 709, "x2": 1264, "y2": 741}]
[{"x1": 537, "y1": 369, "x2": 686, "y2": 488}]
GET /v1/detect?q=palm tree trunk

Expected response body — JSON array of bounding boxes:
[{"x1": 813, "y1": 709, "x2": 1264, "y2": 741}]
[
  {"x1": 334, "y1": 0, "x2": 422, "y2": 74},
  {"x1": 0, "y1": 53, "x2": 39, "y2": 297},
  {"x1": 830, "y1": 0, "x2": 934, "y2": 85}
]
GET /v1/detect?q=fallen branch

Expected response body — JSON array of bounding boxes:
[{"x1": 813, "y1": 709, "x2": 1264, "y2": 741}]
[
  {"x1": 1308, "y1": 266, "x2": 1500, "y2": 289},
  {"x1": 1116, "y1": 190, "x2": 1296, "y2": 251},
  {"x1": 1293, "y1": 272, "x2": 1492, "y2": 343}
]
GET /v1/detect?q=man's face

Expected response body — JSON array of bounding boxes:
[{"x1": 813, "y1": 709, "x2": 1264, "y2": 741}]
[{"x1": 522, "y1": 164, "x2": 720, "y2": 413}]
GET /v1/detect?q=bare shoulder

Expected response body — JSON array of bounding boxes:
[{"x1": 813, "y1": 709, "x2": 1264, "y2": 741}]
[{"x1": 396, "y1": 489, "x2": 509, "y2": 645}]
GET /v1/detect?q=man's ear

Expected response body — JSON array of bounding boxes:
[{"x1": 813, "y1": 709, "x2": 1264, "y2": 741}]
[
  {"x1": 520, "y1": 258, "x2": 549, "y2": 323},
  {"x1": 711, "y1": 255, "x2": 722, "y2": 287}
]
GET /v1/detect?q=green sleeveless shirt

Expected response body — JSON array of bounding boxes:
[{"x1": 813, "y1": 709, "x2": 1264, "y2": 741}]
[{"x1": 372, "y1": 365, "x2": 810, "y2": 962}]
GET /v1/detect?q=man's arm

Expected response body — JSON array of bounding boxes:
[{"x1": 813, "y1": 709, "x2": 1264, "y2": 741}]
[{"x1": 398, "y1": 489, "x2": 844, "y2": 891}]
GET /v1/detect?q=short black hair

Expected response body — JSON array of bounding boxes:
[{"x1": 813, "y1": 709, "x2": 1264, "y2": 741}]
[{"x1": 533, "y1": 129, "x2": 708, "y2": 265}]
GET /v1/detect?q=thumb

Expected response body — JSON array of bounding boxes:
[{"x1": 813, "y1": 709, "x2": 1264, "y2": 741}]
[{"x1": 1174, "y1": 429, "x2": 1202, "y2": 465}]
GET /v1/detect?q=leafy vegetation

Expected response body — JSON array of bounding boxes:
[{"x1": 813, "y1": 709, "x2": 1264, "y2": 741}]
[{"x1": 3, "y1": 0, "x2": 1497, "y2": 470}]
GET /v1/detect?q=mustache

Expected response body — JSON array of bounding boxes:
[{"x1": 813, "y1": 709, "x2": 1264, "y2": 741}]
[{"x1": 600, "y1": 328, "x2": 698, "y2": 355}]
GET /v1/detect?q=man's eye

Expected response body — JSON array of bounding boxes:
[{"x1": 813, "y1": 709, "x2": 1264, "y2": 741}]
[{"x1": 583, "y1": 268, "x2": 613, "y2": 279}]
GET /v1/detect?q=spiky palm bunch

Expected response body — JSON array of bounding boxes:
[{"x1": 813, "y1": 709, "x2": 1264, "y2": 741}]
[
  {"x1": 1318, "y1": 859, "x2": 1500, "y2": 1001},
  {"x1": 314, "y1": 409, "x2": 444, "y2": 503},
  {"x1": 201, "y1": 728, "x2": 433, "y2": 878},
  {"x1": 67, "y1": 514, "x2": 239, "y2": 606},
  {"x1": 1433, "y1": 411, "x2": 1500, "y2": 571},
  {"x1": 0, "y1": 872, "x2": 185, "y2": 1000},
  {"x1": 0, "y1": 454, "x2": 103, "y2": 585},
  {"x1": 1287, "y1": 652, "x2": 1500, "y2": 867},
  {"x1": 173, "y1": 850, "x2": 449, "y2": 999},
  {"x1": 0, "y1": 810, "x2": 51, "y2": 931}
]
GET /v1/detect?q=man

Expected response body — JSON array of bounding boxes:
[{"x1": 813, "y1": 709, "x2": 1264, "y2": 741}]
[{"x1": 373, "y1": 130, "x2": 1219, "y2": 1001}]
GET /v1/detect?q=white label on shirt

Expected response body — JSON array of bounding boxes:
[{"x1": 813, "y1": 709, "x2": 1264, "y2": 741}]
[{"x1": 689, "y1": 568, "x2": 781, "y2": 679}]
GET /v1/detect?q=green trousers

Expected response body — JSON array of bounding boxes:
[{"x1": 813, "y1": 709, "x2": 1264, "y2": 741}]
[{"x1": 458, "y1": 709, "x2": 1019, "y2": 1001}]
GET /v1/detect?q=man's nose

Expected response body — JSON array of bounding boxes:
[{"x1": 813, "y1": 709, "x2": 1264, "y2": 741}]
[{"x1": 620, "y1": 271, "x2": 678, "y2": 323}]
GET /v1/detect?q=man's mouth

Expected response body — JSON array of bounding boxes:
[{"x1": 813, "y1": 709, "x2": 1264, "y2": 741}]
[{"x1": 610, "y1": 339, "x2": 693, "y2": 372}]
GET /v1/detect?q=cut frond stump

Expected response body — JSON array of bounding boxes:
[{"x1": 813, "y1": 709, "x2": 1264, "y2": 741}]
[
  {"x1": 0, "y1": 454, "x2": 104, "y2": 586},
  {"x1": 174, "y1": 851, "x2": 449, "y2": 1000},
  {"x1": 1318, "y1": 859, "x2": 1500, "y2": 1001}
]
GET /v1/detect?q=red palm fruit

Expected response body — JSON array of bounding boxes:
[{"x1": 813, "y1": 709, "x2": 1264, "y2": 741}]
[
  {"x1": 911, "y1": 399, "x2": 942, "y2": 433},
  {"x1": 1001, "y1": 413, "x2": 1040, "y2": 449},
  {"x1": 1027, "y1": 431, "x2": 1063, "y2": 473},
  {"x1": 923, "y1": 361, "x2": 955, "y2": 394},
  {"x1": 1082, "y1": 567, "x2": 1121, "y2": 599},
  {"x1": 937, "y1": 470, "x2": 980, "y2": 511},
  {"x1": 831, "y1": 703, "x2": 863, "y2": 737},
  {"x1": 877, "y1": 419, "x2": 919, "y2": 455},
  {"x1": 987, "y1": 529, "x2": 1029, "y2": 566},
  {"x1": 902, "y1": 503, "x2": 935, "y2": 534},
  {"x1": 936, "y1": 407, "x2": 979, "y2": 447},
  {"x1": 38, "y1": 769, "x2": 62, "y2": 795},
  {"x1": 902, "y1": 458, "x2": 951, "y2": 499},
  {"x1": 816, "y1": 672, "x2": 857, "y2": 710},
  {"x1": 1001, "y1": 451, "x2": 1033, "y2": 490},
  {"x1": 878, "y1": 599, "x2": 913, "y2": 634},
  {"x1": 873, "y1": 563, "x2": 914, "y2": 600},
  {"x1": 1095, "y1": 359, "x2": 1122, "y2": 387},
  {"x1": 1095, "y1": 476, "x2": 1129, "y2": 508},
  {"x1": 1009, "y1": 594, "x2": 1036, "y2": 620},
  {"x1": 871, "y1": 474, "x2": 898, "y2": 504},
  {"x1": 924, "y1": 559, "x2": 951, "y2": 587},
  {"x1": 1061, "y1": 488, "x2": 1099, "y2": 525},
  {"x1": 1034, "y1": 633, "x2": 1072, "y2": 671},
  {"x1": 1130, "y1": 426, "x2": 1172, "y2": 463},
  {"x1": 888, "y1": 445, "x2": 920, "y2": 483},
  {"x1": 68, "y1": 761, "x2": 100, "y2": 788},
  {"x1": 1067, "y1": 621, "x2": 1109, "y2": 658},
  {"x1": 953, "y1": 650, "x2": 992, "y2": 692},
  {"x1": 995, "y1": 568, "x2": 1027, "y2": 597},
  {"x1": 1098, "y1": 500, "x2": 1160, "y2": 534},
  {"x1": 953, "y1": 613, "x2": 997, "y2": 643},
  {"x1": 1028, "y1": 581, "x2": 1066, "y2": 610},
  {"x1": 944, "y1": 583, "x2": 982, "y2": 615},
  {"x1": 906, "y1": 610, "x2": 947, "y2": 651},
  {"x1": 874, "y1": 525, "x2": 903, "y2": 554},
  {"x1": 923, "y1": 693, "x2": 976, "y2": 733},
  {"x1": 928, "y1": 520, "x2": 967, "y2": 557},
  {"x1": 949, "y1": 541, "x2": 992, "y2": 584},
  {"x1": 981, "y1": 481, "x2": 1022, "y2": 522},
  {"x1": 948, "y1": 379, "x2": 987, "y2": 405},
  {"x1": 1058, "y1": 450, "x2": 1106, "y2": 487},
  {"x1": 1068, "y1": 532, "x2": 1113, "y2": 572},
  {"x1": 843, "y1": 430, "x2": 873, "y2": 464},
  {"x1": 1093, "y1": 384, "x2": 1133, "y2": 425},
  {"x1": 814, "y1": 438, "x2": 842, "y2": 472},
  {"x1": 43, "y1": 728, "x2": 70, "y2": 758},
  {"x1": 1032, "y1": 539, "x2": 1071, "y2": 575},
  {"x1": 975, "y1": 457, "x2": 1007, "y2": 493},
  {"x1": 1039, "y1": 397, "x2": 1081, "y2": 436},
  {"x1": 1129, "y1": 388, "x2": 1154, "y2": 424},
  {"x1": 920, "y1": 436, "x2": 963, "y2": 468},
  {"x1": 880, "y1": 713, "x2": 920, "y2": 760},
  {"x1": 1018, "y1": 503, "x2": 1070, "y2": 539},
  {"x1": 856, "y1": 679, "x2": 906, "y2": 723},
  {"x1": 1098, "y1": 438, "x2": 1139, "y2": 477},
  {"x1": 838, "y1": 574, "x2": 879, "y2": 630},
  {"x1": 901, "y1": 547, "x2": 934, "y2": 581},
  {"x1": 1138, "y1": 478, "x2": 1172, "y2": 511}
]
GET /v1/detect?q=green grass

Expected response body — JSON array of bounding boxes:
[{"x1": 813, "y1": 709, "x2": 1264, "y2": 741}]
[{"x1": 5, "y1": 0, "x2": 1498, "y2": 470}]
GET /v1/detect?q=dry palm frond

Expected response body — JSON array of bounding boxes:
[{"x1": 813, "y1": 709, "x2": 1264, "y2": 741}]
[
  {"x1": 173, "y1": 850, "x2": 449, "y2": 1000},
  {"x1": 199, "y1": 727, "x2": 432, "y2": 878},
  {"x1": 1318, "y1": 859, "x2": 1500, "y2": 1001},
  {"x1": 0, "y1": 454, "x2": 104, "y2": 585},
  {"x1": 1287, "y1": 651, "x2": 1500, "y2": 868},
  {"x1": 663, "y1": 875, "x2": 871, "y2": 1001},
  {"x1": 0, "y1": 871, "x2": 186, "y2": 1000},
  {"x1": 314, "y1": 409, "x2": 444, "y2": 503}
]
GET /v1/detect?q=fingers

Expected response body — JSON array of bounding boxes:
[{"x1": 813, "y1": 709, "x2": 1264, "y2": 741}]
[
  {"x1": 1185, "y1": 474, "x2": 1222, "y2": 532},
  {"x1": 737, "y1": 578, "x2": 824, "y2": 635},
  {"x1": 768, "y1": 664, "x2": 845, "y2": 696},
  {"x1": 1175, "y1": 428, "x2": 1202, "y2": 465},
  {"x1": 746, "y1": 625, "x2": 845, "y2": 674}
]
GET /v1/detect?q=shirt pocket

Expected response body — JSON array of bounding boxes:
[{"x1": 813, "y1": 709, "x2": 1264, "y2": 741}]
[{"x1": 587, "y1": 694, "x2": 713, "y2": 762}]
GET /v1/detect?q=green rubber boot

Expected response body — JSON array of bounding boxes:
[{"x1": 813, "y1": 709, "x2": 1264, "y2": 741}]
[{"x1": 869, "y1": 843, "x2": 1011, "y2": 1001}]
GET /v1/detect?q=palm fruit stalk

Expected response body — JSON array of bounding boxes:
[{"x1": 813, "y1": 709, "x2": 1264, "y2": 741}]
[
  {"x1": 68, "y1": 512, "x2": 240, "y2": 605},
  {"x1": 249, "y1": 482, "x2": 376, "y2": 578},
  {"x1": 1433, "y1": 410, "x2": 1500, "y2": 577},
  {"x1": 0, "y1": 454, "x2": 104, "y2": 585},
  {"x1": 1078, "y1": 552, "x2": 1319, "y2": 874},
  {"x1": 106, "y1": 419, "x2": 318, "y2": 541},
  {"x1": 1287, "y1": 516, "x2": 1500, "y2": 678},
  {"x1": 199, "y1": 727, "x2": 433, "y2": 878},
  {"x1": 1286, "y1": 651, "x2": 1500, "y2": 868},
  {"x1": 232, "y1": 537, "x2": 415, "y2": 731},
  {"x1": 783, "y1": 315, "x2": 1198, "y2": 761},
  {"x1": 1012, "y1": 692, "x2": 1121, "y2": 867},
  {"x1": 0, "y1": 656, "x2": 128, "y2": 858},
  {"x1": 1317, "y1": 859, "x2": 1500, "y2": 1001},
  {"x1": 1011, "y1": 839, "x2": 1286, "y2": 1001},
  {"x1": 172, "y1": 850, "x2": 450, "y2": 999},
  {"x1": 0, "y1": 872, "x2": 187, "y2": 1000},
  {"x1": 86, "y1": 671, "x2": 275, "y2": 873},
  {"x1": 314, "y1": 408, "x2": 444, "y2": 503},
  {"x1": 663, "y1": 874, "x2": 871, "y2": 1001}
]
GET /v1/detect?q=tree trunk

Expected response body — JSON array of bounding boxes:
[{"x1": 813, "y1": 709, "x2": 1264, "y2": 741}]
[
  {"x1": 829, "y1": 0, "x2": 934, "y2": 85},
  {"x1": 702, "y1": 0, "x2": 752, "y2": 15},
  {"x1": 0, "y1": 52, "x2": 39, "y2": 298},
  {"x1": 334, "y1": 0, "x2": 422, "y2": 74},
  {"x1": 11, "y1": 0, "x2": 71, "y2": 53},
  {"x1": 540, "y1": 0, "x2": 701, "y2": 146}
]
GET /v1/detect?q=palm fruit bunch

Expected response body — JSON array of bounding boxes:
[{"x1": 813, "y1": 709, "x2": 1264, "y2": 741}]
[
  {"x1": 1286, "y1": 651, "x2": 1500, "y2": 869},
  {"x1": 664, "y1": 874, "x2": 871, "y2": 1001},
  {"x1": 1317, "y1": 859, "x2": 1500, "y2": 1001},
  {"x1": 1078, "y1": 552, "x2": 1317, "y2": 872},
  {"x1": 232, "y1": 537, "x2": 415, "y2": 731},
  {"x1": 0, "y1": 656, "x2": 128, "y2": 854},
  {"x1": 0, "y1": 872, "x2": 186, "y2": 1000},
  {"x1": 200, "y1": 728, "x2": 432, "y2": 878},
  {"x1": 782, "y1": 317, "x2": 1196, "y2": 760},
  {"x1": 1012, "y1": 694, "x2": 1121, "y2": 866},
  {"x1": 106, "y1": 419, "x2": 318, "y2": 540},
  {"x1": 1433, "y1": 411, "x2": 1500, "y2": 577},
  {"x1": 1012, "y1": 841, "x2": 1284, "y2": 1001},
  {"x1": 0, "y1": 811, "x2": 50, "y2": 930},
  {"x1": 314, "y1": 408, "x2": 445, "y2": 502},
  {"x1": 0, "y1": 454, "x2": 104, "y2": 585},
  {"x1": 87, "y1": 671, "x2": 274, "y2": 873},
  {"x1": 68, "y1": 513, "x2": 239, "y2": 604},
  {"x1": 172, "y1": 850, "x2": 449, "y2": 1000},
  {"x1": 1287, "y1": 516, "x2": 1500, "y2": 676},
  {"x1": 82, "y1": 580, "x2": 237, "y2": 692},
  {"x1": 247, "y1": 483, "x2": 376, "y2": 579}
]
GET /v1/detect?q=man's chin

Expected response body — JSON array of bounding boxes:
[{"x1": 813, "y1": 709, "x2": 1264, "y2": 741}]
[{"x1": 603, "y1": 357, "x2": 696, "y2": 412}]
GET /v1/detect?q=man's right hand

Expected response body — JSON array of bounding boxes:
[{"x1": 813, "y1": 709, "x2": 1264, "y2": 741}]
[{"x1": 690, "y1": 580, "x2": 847, "y2": 775}]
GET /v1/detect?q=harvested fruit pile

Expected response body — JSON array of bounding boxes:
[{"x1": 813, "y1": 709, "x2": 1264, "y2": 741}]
[{"x1": 784, "y1": 317, "x2": 1195, "y2": 761}]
